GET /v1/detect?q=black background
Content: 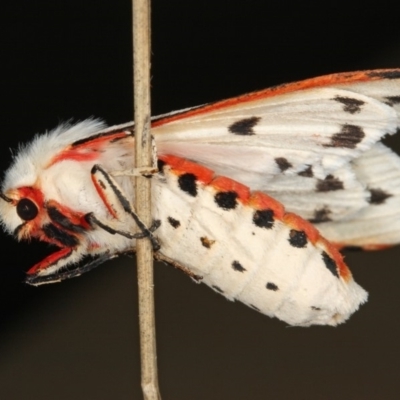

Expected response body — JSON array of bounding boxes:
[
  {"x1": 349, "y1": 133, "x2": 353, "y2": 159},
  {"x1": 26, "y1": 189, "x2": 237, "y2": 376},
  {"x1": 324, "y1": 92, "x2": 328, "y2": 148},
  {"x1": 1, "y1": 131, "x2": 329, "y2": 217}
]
[{"x1": 1, "y1": 1, "x2": 400, "y2": 399}]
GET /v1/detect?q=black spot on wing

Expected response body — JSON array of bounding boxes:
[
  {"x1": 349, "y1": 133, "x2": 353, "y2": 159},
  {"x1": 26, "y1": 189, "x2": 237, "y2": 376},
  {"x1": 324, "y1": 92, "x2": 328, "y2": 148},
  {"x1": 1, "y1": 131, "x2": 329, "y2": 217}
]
[
  {"x1": 228, "y1": 116, "x2": 261, "y2": 136},
  {"x1": 275, "y1": 157, "x2": 292, "y2": 172},
  {"x1": 200, "y1": 236, "x2": 215, "y2": 248},
  {"x1": 311, "y1": 306, "x2": 321, "y2": 311},
  {"x1": 334, "y1": 96, "x2": 365, "y2": 114},
  {"x1": 385, "y1": 95, "x2": 400, "y2": 106},
  {"x1": 298, "y1": 165, "x2": 313, "y2": 177},
  {"x1": 253, "y1": 209, "x2": 274, "y2": 229},
  {"x1": 232, "y1": 260, "x2": 246, "y2": 272},
  {"x1": 368, "y1": 70, "x2": 400, "y2": 80},
  {"x1": 266, "y1": 282, "x2": 279, "y2": 291},
  {"x1": 168, "y1": 217, "x2": 181, "y2": 228},
  {"x1": 288, "y1": 229, "x2": 308, "y2": 248},
  {"x1": 214, "y1": 191, "x2": 238, "y2": 210},
  {"x1": 212, "y1": 285, "x2": 224, "y2": 293},
  {"x1": 324, "y1": 124, "x2": 365, "y2": 149},
  {"x1": 178, "y1": 173, "x2": 197, "y2": 196},
  {"x1": 369, "y1": 188, "x2": 392, "y2": 205},
  {"x1": 316, "y1": 175, "x2": 344, "y2": 192},
  {"x1": 321, "y1": 251, "x2": 339, "y2": 278},
  {"x1": 309, "y1": 207, "x2": 332, "y2": 223}
]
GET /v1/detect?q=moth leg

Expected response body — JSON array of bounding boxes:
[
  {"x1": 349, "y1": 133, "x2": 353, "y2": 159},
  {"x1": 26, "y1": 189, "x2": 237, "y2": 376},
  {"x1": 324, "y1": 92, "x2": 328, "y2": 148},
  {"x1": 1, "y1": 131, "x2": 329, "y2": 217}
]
[
  {"x1": 86, "y1": 213, "x2": 160, "y2": 250},
  {"x1": 90, "y1": 164, "x2": 160, "y2": 251}
]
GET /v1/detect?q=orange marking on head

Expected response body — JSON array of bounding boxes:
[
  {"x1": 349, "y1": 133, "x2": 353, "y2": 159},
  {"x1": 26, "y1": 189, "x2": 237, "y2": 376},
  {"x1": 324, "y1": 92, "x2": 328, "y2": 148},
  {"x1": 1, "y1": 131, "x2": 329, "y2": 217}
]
[
  {"x1": 210, "y1": 176, "x2": 250, "y2": 204},
  {"x1": 51, "y1": 150, "x2": 100, "y2": 164},
  {"x1": 159, "y1": 155, "x2": 214, "y2": 184},
  {"x1": 152, "y1": 69, "x2": 399, "y2": 127},
  {"x1": 17, "y1": 187, "x2": 45, "y2": 208},
  {"x1": 13, "y1": 187, "x2": 46, "y2": 240},
  {"x1": 49, "y1": 132, "x2": 127, "y2": 166},
  {"x1": 248, "y1": 191, "x2": 285, "y2": 220}
]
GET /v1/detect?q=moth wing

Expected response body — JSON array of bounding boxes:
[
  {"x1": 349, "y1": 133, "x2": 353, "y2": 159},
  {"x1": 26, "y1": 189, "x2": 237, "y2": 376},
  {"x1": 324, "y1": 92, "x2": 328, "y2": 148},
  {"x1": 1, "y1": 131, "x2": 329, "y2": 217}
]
[
  {"x1": 149, "y1": 70, "x2": 400, "y2": 247},
  {"x1": 329, "y1": 71, "x2": 400, "y2": 115},
  {"x1": 264, "y1": 163, "x2": 369, "y2": 223},
  {"x1": 154, "y1": 86, "x2": 398, "y2": 181},
  {"x1": 50, "y1": 71, "x2": 400, "y2": 248},
  {"x1": 316, "y1": 143, "x2": 400, "y2": 249}
]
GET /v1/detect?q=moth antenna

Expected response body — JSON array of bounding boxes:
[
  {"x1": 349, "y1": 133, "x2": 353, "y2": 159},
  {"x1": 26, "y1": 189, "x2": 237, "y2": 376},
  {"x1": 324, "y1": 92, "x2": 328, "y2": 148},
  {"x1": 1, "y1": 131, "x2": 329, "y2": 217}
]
[{"x1": 0, "y1": 192, "x2": 12, "y2": 203}]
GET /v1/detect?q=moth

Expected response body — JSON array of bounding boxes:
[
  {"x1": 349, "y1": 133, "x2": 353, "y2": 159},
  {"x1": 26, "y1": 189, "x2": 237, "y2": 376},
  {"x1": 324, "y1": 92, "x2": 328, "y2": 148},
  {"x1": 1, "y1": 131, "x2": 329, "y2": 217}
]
[{"x1": 1, "y1": 69, "x2": 400, "y2": 326}]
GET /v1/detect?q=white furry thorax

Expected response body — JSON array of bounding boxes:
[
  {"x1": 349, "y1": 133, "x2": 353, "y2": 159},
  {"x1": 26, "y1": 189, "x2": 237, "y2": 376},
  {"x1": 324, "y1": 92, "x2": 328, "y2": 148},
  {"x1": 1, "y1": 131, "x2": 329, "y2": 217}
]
[{"x1": 2, "y1": 120, "x2": 106, "y2": 192}]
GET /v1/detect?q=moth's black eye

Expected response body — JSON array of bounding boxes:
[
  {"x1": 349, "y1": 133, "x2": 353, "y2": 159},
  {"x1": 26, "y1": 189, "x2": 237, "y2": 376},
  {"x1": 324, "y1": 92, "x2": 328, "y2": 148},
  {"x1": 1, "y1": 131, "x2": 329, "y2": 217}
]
[{"x1": 16, "y1": 198, "x2": 38, "y2": 221}]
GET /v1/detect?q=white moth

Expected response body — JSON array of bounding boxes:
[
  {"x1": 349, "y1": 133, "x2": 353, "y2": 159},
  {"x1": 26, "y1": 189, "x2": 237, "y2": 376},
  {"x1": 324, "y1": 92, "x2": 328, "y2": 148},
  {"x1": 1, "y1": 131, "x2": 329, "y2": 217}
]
[{"x1": 2, "y1": 69, "x2": 400, "y2": 326}]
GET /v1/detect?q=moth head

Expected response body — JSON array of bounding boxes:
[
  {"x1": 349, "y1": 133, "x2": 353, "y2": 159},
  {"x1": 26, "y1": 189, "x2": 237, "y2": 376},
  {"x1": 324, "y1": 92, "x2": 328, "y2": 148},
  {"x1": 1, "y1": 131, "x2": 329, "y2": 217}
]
[
  {"x1": 0, "y1": 167, "x2": 98, "y2": 281},
  {"x1": 0, "y1": 120, "x2": 106, "y2": 237},
  {"x1": 0, "y1": 120, "x2": 136, "y2": 284},
  {"x1": 0, "y1": 186, "x2": 44, "y2": 239}
]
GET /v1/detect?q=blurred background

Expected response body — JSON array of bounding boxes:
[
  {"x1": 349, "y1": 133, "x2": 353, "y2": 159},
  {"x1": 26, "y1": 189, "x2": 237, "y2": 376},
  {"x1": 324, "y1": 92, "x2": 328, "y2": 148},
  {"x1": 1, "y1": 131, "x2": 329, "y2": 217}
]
[{"x1": 0, "y1": 1, "x2": 400, "y2": 399}]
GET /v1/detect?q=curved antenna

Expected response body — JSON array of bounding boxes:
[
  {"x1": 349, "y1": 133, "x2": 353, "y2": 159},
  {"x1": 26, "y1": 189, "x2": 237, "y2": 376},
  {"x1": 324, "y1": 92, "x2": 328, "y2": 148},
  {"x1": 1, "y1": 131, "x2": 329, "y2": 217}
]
[{"x1": 0, "y1": 192, "x2": 12, "y2": 203}]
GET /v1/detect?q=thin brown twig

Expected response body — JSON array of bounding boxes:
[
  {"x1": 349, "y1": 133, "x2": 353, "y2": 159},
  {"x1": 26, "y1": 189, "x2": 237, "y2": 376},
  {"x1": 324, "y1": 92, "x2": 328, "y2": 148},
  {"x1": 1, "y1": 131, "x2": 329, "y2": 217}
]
[{"x1": 132, "y1": 0, "x2": 161, "y2": 398}]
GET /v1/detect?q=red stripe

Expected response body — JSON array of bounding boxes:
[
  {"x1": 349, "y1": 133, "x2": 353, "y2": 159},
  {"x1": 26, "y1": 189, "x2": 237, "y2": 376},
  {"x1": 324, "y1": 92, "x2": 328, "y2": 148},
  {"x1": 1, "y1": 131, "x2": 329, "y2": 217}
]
[
  {"x1": 159, "y1": 154, "x2": 214, "y2": 184},
  {"x1": 210, "y1": 176, "x2": 250, "y2": 204},
  {"x1": 283, "y1": 213, "x2": 320, "y2": 244},
  {"x1": 27, "y1": 248, "x2": 73, "y2": 274},
  {"x1": 248, "y1": 191, "x2": 285, "y2": 220},
  {"x1": 152, "y1": 69, "x2": 399, "y2": 128},
  {"x1": 91, "y1": 174, "x2": 118, "y2": 219},
  {"x1": 49, "y1": 132, "x2": 127, "y2": 166}
]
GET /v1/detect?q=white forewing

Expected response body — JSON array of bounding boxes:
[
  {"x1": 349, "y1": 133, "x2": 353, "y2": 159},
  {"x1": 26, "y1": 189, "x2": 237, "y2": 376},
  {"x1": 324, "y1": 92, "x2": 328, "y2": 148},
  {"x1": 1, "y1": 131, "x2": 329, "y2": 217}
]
[{"x1": 154, "y1": 88, "x2": 398, "y2": 179}]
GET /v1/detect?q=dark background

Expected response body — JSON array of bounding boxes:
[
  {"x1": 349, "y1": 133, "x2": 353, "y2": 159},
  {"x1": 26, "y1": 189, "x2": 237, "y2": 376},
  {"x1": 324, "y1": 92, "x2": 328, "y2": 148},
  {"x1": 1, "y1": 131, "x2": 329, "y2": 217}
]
[{"x1": 1, "y1": 1, "x2": 400, "y2": 399}]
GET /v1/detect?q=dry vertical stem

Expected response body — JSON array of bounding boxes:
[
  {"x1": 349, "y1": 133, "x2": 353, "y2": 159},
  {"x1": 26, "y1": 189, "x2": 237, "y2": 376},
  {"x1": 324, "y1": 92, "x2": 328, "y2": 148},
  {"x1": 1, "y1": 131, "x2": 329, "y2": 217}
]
[{"x1": 132, "y1": 0, "x2": 161, "y2": 398}]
